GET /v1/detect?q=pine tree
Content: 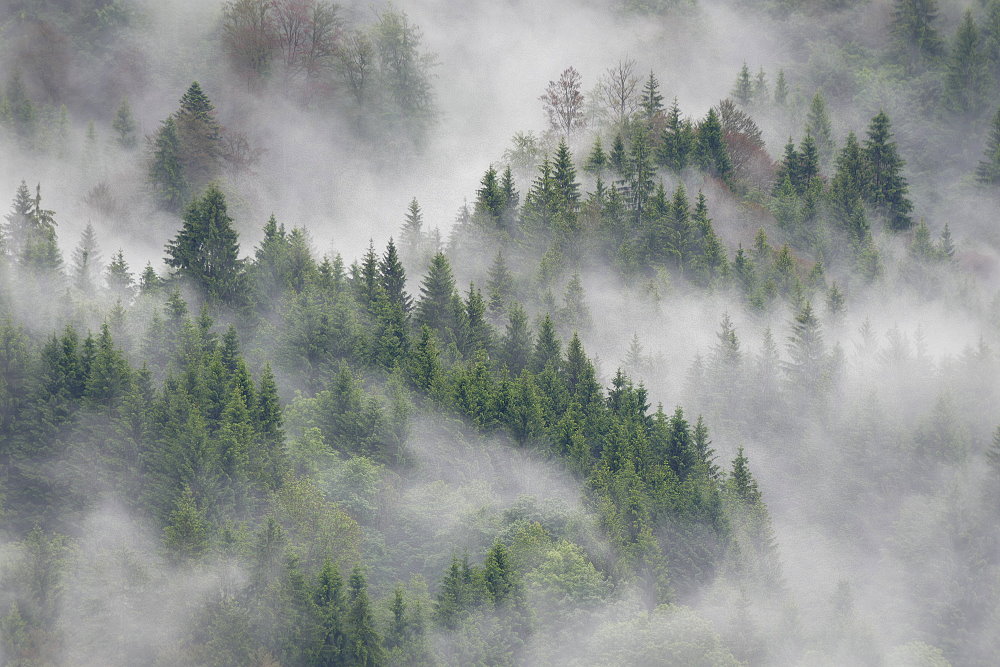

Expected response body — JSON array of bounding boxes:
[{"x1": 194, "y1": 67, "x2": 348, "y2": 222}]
[
  {"x1": 414, "y1": 252, "x2": 457, "y2": 341},
  {"x1": 475, "y1": 165, "x2": 504, "y2": 224},
  {"x1": 977, "y1": 106, "x2": 1000, "y2": 185},
  {"x1": 315, "y1": 559, "x2": 348, "y2": 665},
  {"x1": 829, "y1": 132, "x2": 869, "y2": 240},
  {"x1": 502, "y1": 303, "x2": 533, "y2": 375},
  {"x1": 944, "y1": 10, "x2": 989, "y2": 115},
  {"x1": 785, "y1": 301, "x2": 826, "y2": 392},
  {"x1": 4, "y1": 181, "x2": 33, "y2": 261},
  {"x1": 486, "y1": 250, "x2": 514, "y2": 318},
  {"x1": 400, "y1": 198, "x2": 424, "y2": 258},
  {"x1": 379, "y1": 239, "x2": 412, "y2": 314},
  {"x1": 499, "y1": 165, "x2": 520, "y2": 232},
  {"x1": 148, "y1": 116, "x2": 188, "y2": 211},
  {"x1": 553, "y1": 139, "x2": 581, "y2": 209},
  {"x1": 531, "y1": 314, "x2": 561, "y2": 373},
  {"x1": 72, "y1": 222, "x2": 102, "y2": 294},
  {"x1": 164, "y1": 184, "x2": 248, "y2": 306},
  {"x1": 752, "y1": 68, "x2": 768, "y2": 105},
  {"x1": 112, "y1": 97, "x2": 137, "y2": 149},
  {"x1": 805, "y1": 93, "x2": 834, "y2": 163},
  {"x1": 105, "y1": 249, "x2": 135, "y2": 301},
  {"x1": 891, "y1": 0, "x2": 944, "y2": 69},
  {"x1": 21, "y1": 184, "x2": 63, "y2": 275},
  {"x1": 175, "y1": 82, "x2": 223, "y2": 187},
  {"x1": 346, "y1": 567, "x2": 384, "y2": 666},
  {"x1": 695, "y1": 108, "x2": 732, "y2": 179},
  {"x1": 584, "y1": 136, "x2": 608, "y2": 176},
  {"x1": 862, "y1": 111, "x2": 913, "y2": 230},
  {"x1": 774, "y1": 70, "x2": 788, "y2": 106},
  {"x1": 640, "y1": 71, "x2": 664, "y2": 122},
  {"x1": 731, "y1": 63, "x2": 753, "y2": 106}
]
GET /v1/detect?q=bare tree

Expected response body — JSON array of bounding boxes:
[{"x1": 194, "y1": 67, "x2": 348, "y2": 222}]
[
  {"x1": 600, "y1": 58, "x2": 639, "y2": 128},
  {"x1": 222, "y1": 0, "x2": 277, "y2": 90},
  {"x1": 541, "y1": 66, "x2": 586, "y2": 137}
]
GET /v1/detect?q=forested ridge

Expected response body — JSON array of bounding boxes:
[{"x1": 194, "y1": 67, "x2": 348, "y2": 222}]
[{"x1": 1, "y1": 0, "x2": 1000, "y2": 665}]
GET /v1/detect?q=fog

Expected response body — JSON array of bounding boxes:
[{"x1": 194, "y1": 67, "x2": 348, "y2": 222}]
[{"x1": 2, "y1": 0, "x2": 1000, "y2": 664}]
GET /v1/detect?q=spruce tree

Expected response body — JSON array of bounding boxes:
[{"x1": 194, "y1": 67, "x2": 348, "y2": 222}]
[
  {"x1": 72, "y1": 223, "x2": 102, "y2": 294},
  {"x1": 862, "y1": 111, "x2": 913, "y2": 230},
  {"x1": 552, "y1": 139, "x2": 581, "y2": 209},
  {"x1": 112, "y1": 97, "x2": 137, "y2": 149},
  {"x1": 378, "y1": 239, "x2": 412, "y2": 314},
  {"x1": 944, "y1": 10, "x2": 989, "y2": 115},
  {"x1": 695, "y1": 108, "x2": 732, "y2": 180},
  {"x1": 584, "y1": 136, "x2": 608, "y2": 175},
  {"x1": 977, "y1": 106, "x2": 1000, "y2": 185},
  {"x1": 891, "y1": 0, "x2": 944, "y2": 69},
  {"x1": 148, "y1": 116, "x2": 188, "y2": 211},
  {"x1": 774, "y1": 70, "x2": 788, "y2": 106},
  {"x1": 4, "y1": 181, "x2": 33, "y2": 261},
  {"x1": 752, "y1": 67, "x2": 768, "y2": 105},
  {"x1": 105, "y1": 249, "x2": 135, "y2": 301},
  {"x1": 164, "y1": 184, "x2": 248, "y2": 306},
  {"x1": 175, "y1": 82, "x2": 223, "y2": 187},
  {"x1": 414, "y1": 252, "x2": 457, "y2": 340},
  {"x1": 486, "y1": 250, "x2": 514, "y2": 318},
  {"x1": 640, "y1": 70, "x2": 664, "y2": 122},
  {"x1": 400, "y1": 198, "x2": 424, "y2": 258},
  {"x1": 475, "y1": 165, "x2": 504, "y2": 224},
  {"x1": 731, "y1": 63, "x2": 753, "y2": 106},
  {"x1": 22, "y1": 184, "x2": 62, "y2": 275},
  {"x1": 658, "y1": 99, "x2": 693, "y2": 172},
  {"x1": 346, "y1": 567, "x2": 384, "y2": 666},
  {"x1": 805, "y1": 93, "x2": 834, "y2": 163}
]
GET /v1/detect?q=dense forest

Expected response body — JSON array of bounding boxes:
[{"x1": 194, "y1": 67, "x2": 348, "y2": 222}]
[{"x1": 1, "y1": 0, "x2": 999, "y2": 665}]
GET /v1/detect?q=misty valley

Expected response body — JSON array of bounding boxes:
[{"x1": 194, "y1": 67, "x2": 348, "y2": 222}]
[{"x1": 1, "y1": 0, "x2": 1000, "y2": 665}]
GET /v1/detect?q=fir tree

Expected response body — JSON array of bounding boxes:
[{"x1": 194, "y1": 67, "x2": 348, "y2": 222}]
[
  {"x1": 4, "y1": 181, "x2": 33, "y2": 261},
  {"x1": 805, "y1": 93, "x2": 834, "y2": 163},
  {"x1": 640, "y1": 71, "x2": 664, "y2": 122},
  {"x1": 400, "y1": 198, "x2": 424, "y2": 258},
  {"x1": 379, "y1": 239, "x2": 412, "y2": 314},
  {"x1": 553, "y1": 139, "x2": 581, "y2": 209},
  {"x1": 774, "y1": 70, "x2": 788, "y2": 106},
  {"x1": 658, "y1": 99, "x2": 694, "y2": 172},
  {"x1": 486, "y1": 250, "x2": 514, "y2": 318},
  {"x1": 72, "y1": 222, "x2": 102, "y2": 294},
  {"x1": 752, "y1": 67, "x2": 769, "y2": 105},
  {"x1": 944, "y1": 10, "x2": 989, "y2": 115},
  {"x1": 891, "y1": 0, "x2": 944, "y2": 69},
  {"x1": 164, "y1": 184, "x2": 248, "y2": 306},
  {"x1": 731, "y1": 63, "x2": 753, "y2": 106},
  {"x1": 862, "y1": 111, "x2": 913, "y2": 230},
  {"x1": 346, "y1": 567, "x2": 384, "y2": 666},
  {"x1": 695, "y1": 108, "x2": 732, "y2": 179},
  {"x1": 475, "y1": 164, "x2": 504, "y2": 224},
  {"x1": 414, "y1": 252, "x2": 457, "y2": 341},
  {"x1": 105, "y1": 249, "x2": 135, "y2": 301},
  {"x1": 175, "y1": 82, "x2": 223, "y2": 187},
  {"x1": 148, "y1": 116, "x2": 188, "y2": 211},
  {"x1": 22, "y1": 184, "x2": 63, "y2": 275},
  {"x1": 112, "y1": 97, "x2": 137, "y2": 149},
  {"x1": 977, "y1": 106, "x2": 1000, "y2": 185},
  {"x1": 584, "y1": 136, "x2": 608, "y2": 175}
]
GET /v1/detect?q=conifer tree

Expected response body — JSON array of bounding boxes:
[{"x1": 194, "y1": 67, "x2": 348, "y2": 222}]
[
  {"x1": 72, "y1": 223, "x2": 102, "y2": 294},
  {"x1": 977, "y1": 106, "x2": 1000, "y2": 185},
  {"x1": 4, "y1": 181, "x2": 33, "y2": 261},
  {"x1": 695, "y1": 108, "x2": 732, "y2": 180},
  {"x1": 400, "y1": 198, "x2": 424, "y2": 258},
  {"x1": 21, "y1": 184, "x2": 62, "y2": 275},
  {"x1": 175, "y1": 82, "x2": 223, "y2": 187},
  {"x1": 609, "y1": 133, "x2": 627, "y2": 176},
  {"x1": 752, "y1": 67, "x2": 768, "y2": 105},
  {"x1": 553, "y1": 138, "x2": 581, "y2": 210},
  {"x1": 148, "y1": 116, "x2": 188, "y2": 211},
  {"x1": 785, "y1": 301, "x2": 826, "y2": 392},
  {"x1": 862, "y1": 111, "x2": 913, "y2": 230},
  {"x1": 414, "y1": 252, "x2": 457, "y2": 341},
  {"x1": 891, "y1": 0, "x2": 944, "y2": 69},
  {"x1": 499, "y1": 165, "x2": 519, "y2": 232},
  {"x1": 731, "y1": 63, "x2": 753, "y2": 106},
  {"x1": 346, "y1": 567, "x2": 384, "y2": 666},
  {"x1": 486, "y1": 250, "x2": 514, "y2": 318},
  {"x1": 164, "y1": 184, "x2": 248, "y2": 306},
  {"x1": 379, "y1": 239, "x2": 412, "y2": 314},
  {"x1": 531, "y1": 314, "x2": 561, "y2": 373},
  {"x1": 657, "y1": 99, "x2": 693, "y2": 174},
  {"x1": 944, "y1": 11, "x2": 989, "y2": 115},
  {"x1": 829, "y1": 132, "x2": 868, "y2": 239},
  {"x1": 502, "y1": 303, "x2": 533, "y2": 375},
  {"x1": 105, "y1": 249, "x2": 135, "y2": 301},
  {"x1": 774, "y1": 70, "x2": 788, "y2": 106},
  {"x1": 584, "y1": 136, "x2": 608, "y2": 176},
  {"x1": 640, "y1": 71, "x2": 664, "y2": 122},
  {"x1": 475, "y1": 165, "x2": 504, "y2": 224},
  {"x1": 805, "y1": 93, "x2": 834, "y2": 162},
  {"x1": 112, "y1": 97, "x2": 137, "y2": 149}
]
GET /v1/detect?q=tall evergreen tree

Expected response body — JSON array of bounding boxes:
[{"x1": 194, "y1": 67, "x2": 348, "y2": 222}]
[
  {"x1": 774, "y1": 70, "x2": 788, "y2": 106},
  {"x1": 346, "y1": 567, "x2": 384, "y2": 666},
  {"x1": 731, "y1": 63, "x2": 753, "y2": 106},
  {"x1": 640, "y1": 70, "x2": 664, "y2": 122},
  {"x1": 891, "y1": 0, "x2": 944, "y2": 69},
  {"x1": 805, "y1": 93, "x2": 834, "y2": 163},
  {"x1": 378, "y1": 239, "x2": 412, "y2": 314},
  {"x1": 148, "y1": 116, "x2": 188, "y2": 211},
  {"x1": 175, "y1": 82, "x2": 223, "y2": 187},
  {"x1": 112, "y1": 97, "x2": 137, "y2": 150},
  {"x1": 944, "y1": 11, "x2": 989, "y2": 115},
  {"x1": 977, "y1": 106, "x2": 1000, "y2": 185},
  {"x1": 658, "y1": 100, "x2": 695, "y2": 172},
  {"x1": 695, "y1": 108, "x2": 732, "y2": 180},
  {"x1": 862, "y1": 112, "x2": 913, "y2": 230},
  {"x1": 415, "y1": 252, "x2": 457, "y2": 341},
  {"x1": 72, "y1": 223, "x2": 102, "y2": 294},
  {"x1": 164, "y1": 184, "x2": 248, "y2": 306}
]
